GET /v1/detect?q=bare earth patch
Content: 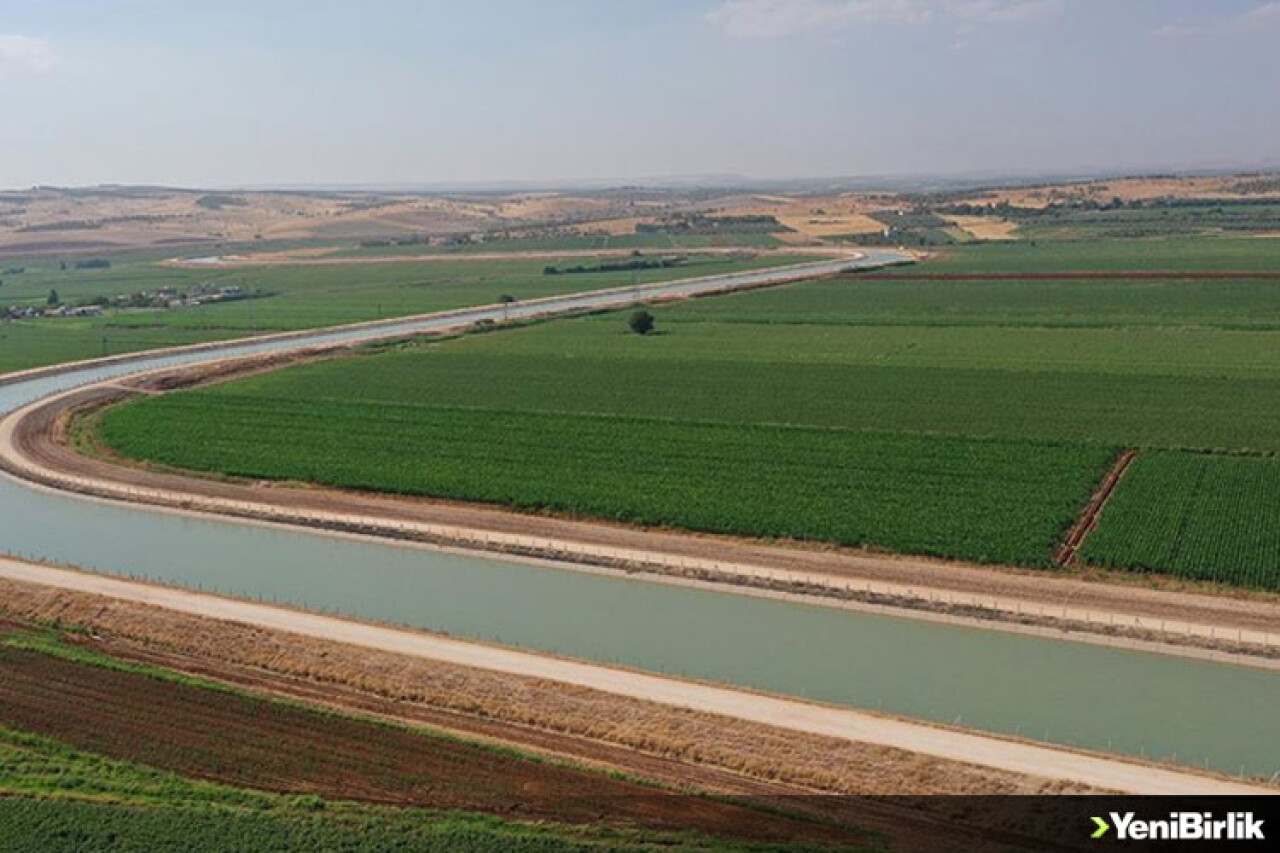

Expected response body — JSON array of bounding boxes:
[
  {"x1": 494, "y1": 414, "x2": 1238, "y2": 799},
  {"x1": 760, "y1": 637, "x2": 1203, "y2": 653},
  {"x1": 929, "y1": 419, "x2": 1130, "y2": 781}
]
[
  {"x1": 0, "y1": 632, "x2": 872, "y2": 848},
  {"x1": 778, "y1": 213, "x2": 886, "y2": 238},
  {"x1": 942, "y1": 215, "x2": 1020, "y2": 241}
]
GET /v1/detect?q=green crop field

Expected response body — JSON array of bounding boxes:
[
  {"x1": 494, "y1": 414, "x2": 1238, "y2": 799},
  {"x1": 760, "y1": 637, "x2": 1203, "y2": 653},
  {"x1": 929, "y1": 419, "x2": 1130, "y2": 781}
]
[
  {"x1": 0, "y1": 251, "x2": 806, "y2": 374},
  {"x1": 670, "y1": 274, "x2": 1280, "y2": 329},
  {"x1": 1078, "y1": 452, "x2": 1280, "y2": 589},
  {"x1": 185, "y1": 327, "x2": 1280, "y2": 453},
  {"x1": 101, "y1": 395, "x2": 1111, "y2": 565}
]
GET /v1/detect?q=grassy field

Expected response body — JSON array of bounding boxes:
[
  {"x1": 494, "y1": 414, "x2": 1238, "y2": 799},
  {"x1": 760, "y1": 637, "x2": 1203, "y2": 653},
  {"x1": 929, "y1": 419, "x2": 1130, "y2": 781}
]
[
  {"x1": 672, "y1": 274, "x2": 1280, "y2": 329},
  {"x1": 176, "y1": 327, "x2": 1280, "y2": 453},
  {"x1": 1078, "y1": 452, "x2": 1280, "y2": 589},
  {"x1": 0, "y1": 251, "x2": 806, "y2": 373},
  {"x1": 0, "y1": 624, "x2": 868, "y2": 852}
]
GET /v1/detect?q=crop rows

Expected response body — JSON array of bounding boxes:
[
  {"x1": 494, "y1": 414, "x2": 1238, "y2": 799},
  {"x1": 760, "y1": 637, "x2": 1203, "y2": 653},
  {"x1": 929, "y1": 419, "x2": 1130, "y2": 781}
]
[
  {"x1": 1078, "y1": 451, "x2": 1280, "y2": 590},
  {"x1": 0, "y1": 635, "x2": 854, "y2": 849},
  {"x1": 101, "y1": 394, "x2": 1114, "y2": 566},
  {"x1": 0, "y1": 641, "x2": 702, "y2": 819},
  {"x1": 220, "y1": 343, "x2": 1280, "y2": 454},
  {"x1": 0, "y1": 798, "x2": 663, "y2": 853},
  {"x1": 668, "y1": 273, "x2": 1280, "y2": 330}
]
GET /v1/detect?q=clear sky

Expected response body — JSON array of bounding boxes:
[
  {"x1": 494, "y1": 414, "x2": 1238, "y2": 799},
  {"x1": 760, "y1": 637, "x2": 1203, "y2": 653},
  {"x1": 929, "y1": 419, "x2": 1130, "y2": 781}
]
[{"x1": 1, "y1": 0, "x2": 1277, "y2": 188}]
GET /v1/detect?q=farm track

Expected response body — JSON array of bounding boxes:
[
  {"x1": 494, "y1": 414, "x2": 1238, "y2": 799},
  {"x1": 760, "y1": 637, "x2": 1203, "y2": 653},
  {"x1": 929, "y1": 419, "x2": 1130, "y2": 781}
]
[
  {"x1": 16, "y1": 378, "x2": 1280, "y2": 660},
  {"x1": 1054, "y1": 449, "x2": 1138, "y2": 566}
]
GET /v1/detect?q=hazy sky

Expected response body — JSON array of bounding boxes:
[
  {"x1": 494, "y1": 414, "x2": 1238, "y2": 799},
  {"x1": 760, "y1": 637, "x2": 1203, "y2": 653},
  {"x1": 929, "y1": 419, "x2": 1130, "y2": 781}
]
[{"x1": 1, "y1": 0, "x2": 1278, "y2": 188}]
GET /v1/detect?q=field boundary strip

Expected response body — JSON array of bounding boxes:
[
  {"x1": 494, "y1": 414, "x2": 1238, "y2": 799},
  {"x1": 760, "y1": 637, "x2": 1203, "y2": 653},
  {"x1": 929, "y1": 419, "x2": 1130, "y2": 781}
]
[{"x1": 1055, "y1": 449, "x2": 1138, "y2": 567}]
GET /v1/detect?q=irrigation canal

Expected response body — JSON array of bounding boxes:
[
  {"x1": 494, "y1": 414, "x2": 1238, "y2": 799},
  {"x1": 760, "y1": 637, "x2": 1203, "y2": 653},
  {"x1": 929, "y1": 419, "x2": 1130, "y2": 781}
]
[{"x1": 1, "y1": 252, "x2": 1276, "y2": 780}]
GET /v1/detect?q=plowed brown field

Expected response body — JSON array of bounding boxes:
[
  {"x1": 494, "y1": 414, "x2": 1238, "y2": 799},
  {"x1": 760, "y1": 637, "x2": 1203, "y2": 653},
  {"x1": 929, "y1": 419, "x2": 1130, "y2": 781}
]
[{"x1": 0, "y1": 640, "x2": 865, "y2": 847}]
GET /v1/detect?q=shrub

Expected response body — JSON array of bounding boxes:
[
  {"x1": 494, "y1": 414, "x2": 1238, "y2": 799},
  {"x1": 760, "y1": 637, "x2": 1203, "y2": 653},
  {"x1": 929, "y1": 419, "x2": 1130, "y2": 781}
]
[{"x1": 628, "y1": 310, "x2": 654, "y2": 336}]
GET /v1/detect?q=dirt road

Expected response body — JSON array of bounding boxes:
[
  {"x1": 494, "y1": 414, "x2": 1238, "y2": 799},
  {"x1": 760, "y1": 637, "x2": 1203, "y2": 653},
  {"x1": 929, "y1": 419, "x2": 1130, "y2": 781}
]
[{"x1": 0, "y1": 557, "x2": 1265, "y2": 796}]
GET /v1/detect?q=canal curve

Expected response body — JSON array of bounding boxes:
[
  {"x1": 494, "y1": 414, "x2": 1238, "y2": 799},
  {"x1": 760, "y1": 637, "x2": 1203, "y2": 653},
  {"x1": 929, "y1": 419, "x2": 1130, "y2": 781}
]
[{"x1": 1, "y1": 251, "x2": 1277, "y2": 779}]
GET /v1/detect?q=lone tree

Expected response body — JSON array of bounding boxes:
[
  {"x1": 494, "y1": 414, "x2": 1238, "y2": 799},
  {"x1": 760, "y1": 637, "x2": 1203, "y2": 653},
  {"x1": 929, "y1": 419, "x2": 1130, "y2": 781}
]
[
  {"x1": 628, "y1": 309, "x2": 655, "y2": 336},
  {"x1": 47, "y1": 289, "x2": 60, "y2": 306}
]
